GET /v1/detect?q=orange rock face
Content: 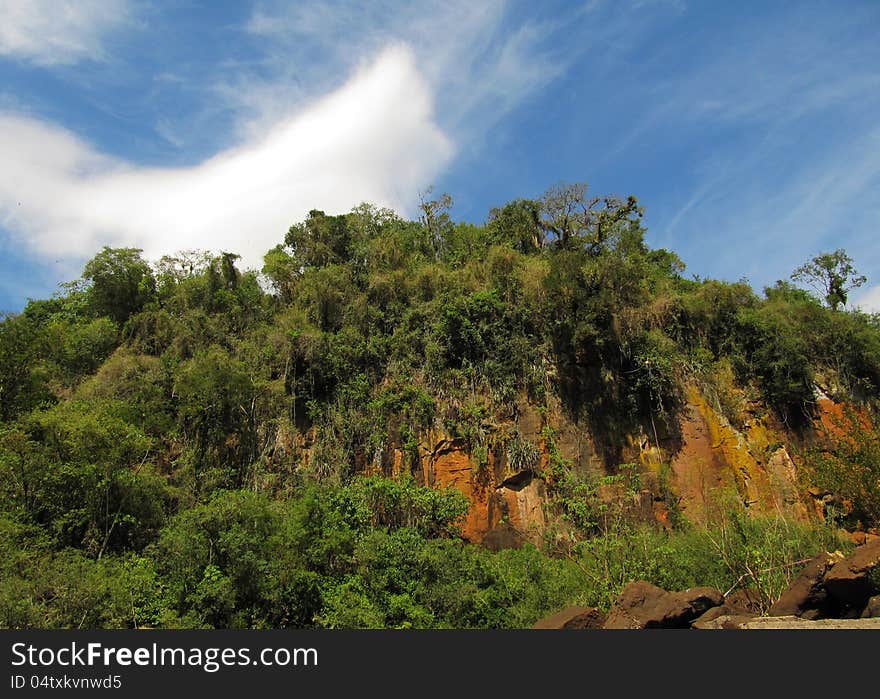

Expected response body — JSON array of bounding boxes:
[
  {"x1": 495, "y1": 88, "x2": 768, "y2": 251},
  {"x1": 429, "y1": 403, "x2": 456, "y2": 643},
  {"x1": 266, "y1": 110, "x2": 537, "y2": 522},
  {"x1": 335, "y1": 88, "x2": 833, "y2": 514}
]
[
  {"x1": 424, "y1": 439, "x2": 547, "y2": 544},
  {"x1": 428, "y1": 441, "x2": 494, "y2": 542},
  {"x1": 658, "y1": 386, "x2": 810, "y2": 522},
  {"x1": 815, "y1": 395, "x2": 872, "y2": 445},
  {"x1": 340, "y1": 385, "x2": 869, "y2": 547}
]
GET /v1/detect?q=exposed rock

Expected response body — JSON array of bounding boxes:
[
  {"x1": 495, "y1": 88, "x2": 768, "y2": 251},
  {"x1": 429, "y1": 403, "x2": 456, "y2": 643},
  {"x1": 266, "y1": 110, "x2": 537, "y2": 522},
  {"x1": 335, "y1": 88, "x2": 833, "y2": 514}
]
[
  {"x1": 426, "y1": 437, "x2": 547, "y2": 547},
  {"x1": 481, "y1": 522, "x2": 525, "y2": 552},
  {"x1": 603, "y1": 582, "x2": 723, "y2": 629},
  {"x1": 690, "y1": 607, "x2": 728, "y2": 625},
  {"x1": 603, "y1": 581, "x2": 668, "y2": 629},
  {"x1": 768, "y1": 551, "x2": 844, "y2": 618},
  {"x1": 692, "y1": 588, "x2": 763, "y2": 626},
  {"x1": 824, "y1": 539, "x2": 880, "y2": 607},
  {"x1": 692, "y1": 614, "x2": 756, "y2": 630},
  {"x1": 696, "y1": 615, "x2": 880, "y2": 629},
  {"x1": 861, "y1": 595, "x2": 880, "y2": 619},
  {"x1": 533, "y1": 606, "x2": 606, "y2": 630},
  {"x1": 724, "y1": 588, "x2": 764, "y2": 615},
  {"x1": 739, "y1": 616, "x2": 880, "y2": 629},
  {"x1": 666, "y1": 387, "x2": 809, "y2": 523},
  {"x1": 849, "y1": 530, "x2": 868, "y2": 546},
  {"x1": 645, "y1": 587, "x2": 724, "y2": 628}
]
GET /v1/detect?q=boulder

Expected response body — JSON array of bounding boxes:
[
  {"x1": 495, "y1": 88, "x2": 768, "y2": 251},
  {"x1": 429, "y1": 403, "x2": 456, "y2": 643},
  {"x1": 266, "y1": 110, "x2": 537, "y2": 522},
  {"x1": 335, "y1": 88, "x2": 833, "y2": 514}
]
[
  {"x1": 602, "y1": 581, "x2": 668, "y2": 629},
  {"x1": 849, "y1": 531, "x2": 868, "y2": 546},
  {"x1": 860, "y1": 595, "x2": 880, "y2": 619},
  {"x1": 824, "y1": 539, "x2": 880, "y2": 607},
  {"x1": 691, "y1": 614, "x2": 756, "y2": 630},
  {"x1": 644, "y1": 587, "x2": 724, "y2": 628},
  {"x1": 691, "y1": 588, "x2": 763, "y2": 626},
  {"x1": 533, "y1": 606, "x2": 606, "y2": 629},
  {"x1": 603, "y1": 582, "x2": 723, "y2": 629},
  {"x1": 768, "y1": 551, "x2": 843, "y2": 618},
  {"x1": 724, "y1": 588, "x2": 764, "y2": 614}
]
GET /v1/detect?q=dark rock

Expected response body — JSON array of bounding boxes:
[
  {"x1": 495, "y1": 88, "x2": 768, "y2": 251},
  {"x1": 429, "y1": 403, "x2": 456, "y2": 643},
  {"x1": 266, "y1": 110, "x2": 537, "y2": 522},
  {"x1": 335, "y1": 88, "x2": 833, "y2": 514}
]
[
  {"x1": 691, "y1": 606, "x2": 728, "y2": 625},
  {"x1": 603, "y1": 581, "x2": 668, "y2": 629},
  {"x1": 533, "y1": 606, "x2": 606, "y2": 629},
  {"x1": 691, "y1": 588, "x2": 762, "y2": 627},
  {"x1": 603, "y1": 582, "x2": 723, "y2": 629},
  {"x1": 724, "y1": 588, "x2": 764, "y2": 615},
  {"x1": 824, "y1": 539, "x2": 880, "y2": 607},
  {"x1": 644, "y1": 587, "x2": 724, "y2": 628},
  {"x1": 768, "y1": 552, "x2": 843, "y2": 617},
  {"x1": 481, "y1": 522, "x2": 525, "y2": 552},
  {"x1": 861, "y1": 595, "x2": 880, "y2": 619}
]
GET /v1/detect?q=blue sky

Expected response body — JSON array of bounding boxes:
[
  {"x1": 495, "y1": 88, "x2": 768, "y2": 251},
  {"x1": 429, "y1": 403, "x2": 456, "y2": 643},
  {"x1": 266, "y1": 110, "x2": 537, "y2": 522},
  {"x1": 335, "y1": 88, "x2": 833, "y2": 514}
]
[{"x1": 1, "y1": 0, "x2": 879, "y2": 312}]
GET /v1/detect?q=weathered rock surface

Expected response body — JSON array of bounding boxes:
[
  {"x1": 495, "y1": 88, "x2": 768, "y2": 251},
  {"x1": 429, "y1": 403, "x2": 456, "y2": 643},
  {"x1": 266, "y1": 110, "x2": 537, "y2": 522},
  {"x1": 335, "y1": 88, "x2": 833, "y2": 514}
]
[
  {"x1": 602, "y1": 581, "x2": 668, "y2": 629},
  {"x1": 603, "y1": 582, "x2": 723, "y2": 629},
  {"x1": 533, "y1": 606, "x2": 606, "y2": 629},
  {"x1": 739, "y1": 616, "x2": 880, "y2": 629},
  {"x1": 691, "y1": 614, "x2": 757, "y2": 630},
  {"x1": 646, "y1": 587, "x2": 724, "y2": 628},
  {"x1": 861, "y1": 595, "x2": 880, "y2": 619},
  {"x1": 768, "y1": 551, "x2": 845, "y2": 618},
  {"x1": 692, "y1": 588, "x2": 763, "y2": 626},
  {"x1": 694, "y1": 615, "x2": 880, "y2": 629},
  {"x1": 823, "y1": 539, "x2": 880, "y2": 607}
]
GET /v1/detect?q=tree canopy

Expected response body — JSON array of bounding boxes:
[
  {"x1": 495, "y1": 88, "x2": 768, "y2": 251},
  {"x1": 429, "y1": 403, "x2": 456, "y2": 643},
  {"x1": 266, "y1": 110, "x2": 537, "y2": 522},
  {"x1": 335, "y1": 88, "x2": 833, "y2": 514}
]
[{"x1": 0, "y1": 182, "x2": 877, "y2": 629}]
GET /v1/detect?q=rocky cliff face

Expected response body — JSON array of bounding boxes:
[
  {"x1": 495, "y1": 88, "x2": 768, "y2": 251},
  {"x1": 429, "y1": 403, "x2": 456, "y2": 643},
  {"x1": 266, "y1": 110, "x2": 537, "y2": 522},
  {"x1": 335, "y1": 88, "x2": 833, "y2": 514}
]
[
  {"x1": 291, "y1": 383, "x2": 869, "y2": 547},
  {"x1": 409, "y1": 384, "x2": 848, "y2": 545},
  {"x1": 655, "y1": 385, "x2": 809, "y2": 524}
]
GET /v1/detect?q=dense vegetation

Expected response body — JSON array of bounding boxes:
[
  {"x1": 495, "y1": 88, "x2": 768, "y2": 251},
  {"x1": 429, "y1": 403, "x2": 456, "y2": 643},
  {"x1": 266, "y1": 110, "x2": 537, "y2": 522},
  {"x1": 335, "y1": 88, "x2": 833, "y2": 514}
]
[{"x1": 1, "y1": 183, "x2": 878, "y2": 628}]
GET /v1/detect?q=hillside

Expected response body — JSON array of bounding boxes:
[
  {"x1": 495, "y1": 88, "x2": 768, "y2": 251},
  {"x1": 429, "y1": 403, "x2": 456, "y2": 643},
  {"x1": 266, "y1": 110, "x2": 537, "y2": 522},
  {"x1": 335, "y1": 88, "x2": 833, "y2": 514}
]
[{"x1": 1, "y1": 184, "x2": 879, "y2": 628}]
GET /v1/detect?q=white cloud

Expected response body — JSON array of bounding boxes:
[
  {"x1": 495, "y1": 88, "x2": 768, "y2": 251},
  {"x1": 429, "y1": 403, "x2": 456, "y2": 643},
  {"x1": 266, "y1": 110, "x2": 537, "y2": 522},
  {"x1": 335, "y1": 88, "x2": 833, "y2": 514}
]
[
  {"x1": 238, "y1": 1, "x2": 573, "y2": 139},
  {"x1": 854, "y1": 285, "x2": 880, "y2": 314},
  {"x1": 0, "y1": 0, "x2": 133, "y2": 66},
  {"x1": 0, "y1": 45, "x2": 453, "y2": 271}
]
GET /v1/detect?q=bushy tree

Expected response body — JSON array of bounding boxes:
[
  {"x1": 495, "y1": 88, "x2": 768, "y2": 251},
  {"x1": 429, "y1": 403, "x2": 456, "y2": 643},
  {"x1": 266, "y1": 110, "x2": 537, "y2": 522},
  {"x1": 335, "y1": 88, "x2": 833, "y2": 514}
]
[
  {"x1": 83, "y1": 247, "x2": 156, "y2": 324},
  {"x1": 791, "y1": 249, "x2": 866, "y2": 311}
]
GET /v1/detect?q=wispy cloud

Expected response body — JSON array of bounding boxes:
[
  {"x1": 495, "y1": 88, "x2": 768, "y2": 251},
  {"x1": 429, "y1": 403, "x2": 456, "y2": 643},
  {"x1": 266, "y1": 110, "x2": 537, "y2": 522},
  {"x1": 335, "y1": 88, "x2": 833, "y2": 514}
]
[
  {"x1": 0, "y1": 0, "x2": 583, "y2": 281},
  {"x1": 0, "y1": 46, "x2": 452, "y2": 272},
  {"x1": 238, "y1": 0, "x2": 576, "y2": 138},
  {"x1": 638, "y1": 4, "x2": 880, "y2": 287},
  {"x1": 0, "y1": 0, "x2": 134, "y2": 66}
]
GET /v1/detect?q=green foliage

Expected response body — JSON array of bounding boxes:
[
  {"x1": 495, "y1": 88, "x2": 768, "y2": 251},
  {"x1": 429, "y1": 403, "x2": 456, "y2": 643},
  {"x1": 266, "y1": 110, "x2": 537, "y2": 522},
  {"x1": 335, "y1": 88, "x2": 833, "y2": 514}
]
[
  {"x1": 83, "y1": 247, "x2": 156, "y2": 324},
  {"x1": 1, "y1": 188, "x2": 878, "y2": 629},
  {"x1": 0, "y1": 313, "x2": 53, "y2": 421},
  {"x1": 336, "y1": 476, "x2": 469, "y2": 538},
  {"x1": 792, "y1": 249, "x2": 866, "y2": 311},
  {"x1": 285, "y1": 210, "x2": 353, "y2": 269},
  {"x1": 506, "y1": 433, "x2": 541, "y2": 473},
  {"x1": 803, "y1": 419, "x2": 880, "y2": 529},
  {"x1": 558, "y1": 505, "x2": 844, "y2": 612},
  {"x1": 0, "y1": 400, "x2": 168, "y2": 554}
]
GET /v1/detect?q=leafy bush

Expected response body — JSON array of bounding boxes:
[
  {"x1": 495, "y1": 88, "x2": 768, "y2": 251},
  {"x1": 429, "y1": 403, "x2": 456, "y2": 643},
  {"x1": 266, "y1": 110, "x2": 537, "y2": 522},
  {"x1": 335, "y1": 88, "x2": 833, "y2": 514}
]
[{"x1": 803, "y1": 419, "x2": 880, "y2": 529}]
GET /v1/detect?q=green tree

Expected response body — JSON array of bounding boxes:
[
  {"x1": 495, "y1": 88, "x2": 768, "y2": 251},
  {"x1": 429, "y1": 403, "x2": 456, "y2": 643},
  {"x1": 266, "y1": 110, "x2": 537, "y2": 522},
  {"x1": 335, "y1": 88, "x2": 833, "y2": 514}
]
[
  {"x1": 285, "y1": 210, "x2": 352, "y2": 269},
  {"x1": 0, "y1": 313, "x2": 51, "y2": 421},
  {"x1": 791, "y1": 249, "x2": 866, "y2": 311},
  {"x1": 83, "y1": 247, "x2": 156, "y2": 324},
  {"x1": 539, "y1": 182, "x2": 642, "y2": 252},
  {"x1": 418, "y1": 189, "x2": 454, "y2": 258},
  {"x1": 487, "y1": 198, "x2": 545, "y2": 253}
]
